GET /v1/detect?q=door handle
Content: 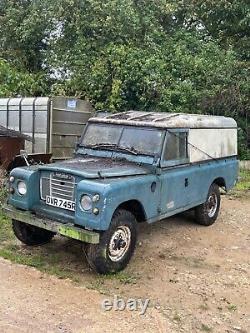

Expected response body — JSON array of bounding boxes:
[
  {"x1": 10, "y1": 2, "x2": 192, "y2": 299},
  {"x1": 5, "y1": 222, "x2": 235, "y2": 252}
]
[{"x1": 185, "y1": 178, "x2": 189, "y2": 187}]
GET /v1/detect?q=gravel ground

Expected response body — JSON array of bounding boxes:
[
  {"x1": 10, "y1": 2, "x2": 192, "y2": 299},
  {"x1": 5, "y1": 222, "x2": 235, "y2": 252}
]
[{"x1": 0, "y1": 196, "x2": 249, "y2": 333}]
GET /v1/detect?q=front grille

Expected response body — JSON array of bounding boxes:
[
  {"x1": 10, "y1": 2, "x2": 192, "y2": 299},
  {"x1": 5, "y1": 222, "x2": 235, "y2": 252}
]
[{"x1": 40, "y1": 173, "x2": 76, "y2": 201}]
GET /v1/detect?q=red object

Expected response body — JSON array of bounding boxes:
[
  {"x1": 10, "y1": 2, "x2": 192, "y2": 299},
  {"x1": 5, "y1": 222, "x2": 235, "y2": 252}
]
[{"x1": 0, "y1": 137, "x2": 25, "y2": 170}]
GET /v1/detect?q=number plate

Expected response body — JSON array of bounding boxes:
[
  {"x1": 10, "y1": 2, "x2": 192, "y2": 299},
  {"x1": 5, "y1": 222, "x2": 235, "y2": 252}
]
[{"x1": 46, "y1": 196, "x2": 76, "y2": 211}]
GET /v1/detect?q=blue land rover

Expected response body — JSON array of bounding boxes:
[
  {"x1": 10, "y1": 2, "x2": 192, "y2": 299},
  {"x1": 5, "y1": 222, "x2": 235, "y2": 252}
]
[{"x1": 4, "y1": 111, "x2": 238, "y2": 274}]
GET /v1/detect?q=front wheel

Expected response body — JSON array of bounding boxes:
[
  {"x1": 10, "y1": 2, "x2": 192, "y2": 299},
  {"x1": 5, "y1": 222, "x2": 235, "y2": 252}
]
[
  {"x1": 195, "y1": 183, "x2": 221, "y2": 226},
  {"x1": 12, "y1": 220, "x2": 55, "y2": 245},
  {"x1": 85, "y1": 209, "x2": 137, "y2": 274}
]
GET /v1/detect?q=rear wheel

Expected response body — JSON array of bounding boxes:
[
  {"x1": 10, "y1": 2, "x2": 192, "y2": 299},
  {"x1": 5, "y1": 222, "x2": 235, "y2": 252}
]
[
  {"x1": 195, "y1": 183, "x2": 221, "y2": 226},
  {"x1": 85, "y1": 209, "x2": 137, "y2": 274},
  {"x1": 12, "y1": 220, "x2": 55, "y2": 245}
]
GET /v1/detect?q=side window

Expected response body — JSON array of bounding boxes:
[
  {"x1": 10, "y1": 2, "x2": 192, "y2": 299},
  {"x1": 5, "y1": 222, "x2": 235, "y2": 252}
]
[{"x1": 163, "y1": 131, "x2": 188, "y2": 162}]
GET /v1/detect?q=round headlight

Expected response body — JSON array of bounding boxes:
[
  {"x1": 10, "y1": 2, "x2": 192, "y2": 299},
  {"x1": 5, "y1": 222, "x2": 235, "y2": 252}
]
[
  {"x1": 80, "y1": 195, "x2": 92, "y2": 211},
  {"x1": 17, "y1": 181, "x2": 27, "y2": 196}
]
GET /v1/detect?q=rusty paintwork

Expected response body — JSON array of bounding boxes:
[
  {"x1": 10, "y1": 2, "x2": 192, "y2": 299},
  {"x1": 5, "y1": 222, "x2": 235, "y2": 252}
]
[
  {"x1": 7, "y1": 153, "x2": 52, "y2": 172},
  {"x1": 38, "y1": 156, "x2": 151, "y2": 179},
  {"x1": 3, "y1": 204, "x2": 100, "y2": 244},
  {"x1": 0, "y1": 137, "x2": 25, "y2": 170},
  {"x1": 0, "y1": 125, "x2": 32, "y2": 170},
  {"x1": 0, "y1": 125, "x2": 50, "y2": 171}
]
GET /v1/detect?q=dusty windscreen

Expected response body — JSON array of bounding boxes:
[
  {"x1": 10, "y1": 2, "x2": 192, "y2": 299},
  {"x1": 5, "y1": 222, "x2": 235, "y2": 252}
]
[{"x1": 81, "y1": 123, "x2": 164, "y2": 156}]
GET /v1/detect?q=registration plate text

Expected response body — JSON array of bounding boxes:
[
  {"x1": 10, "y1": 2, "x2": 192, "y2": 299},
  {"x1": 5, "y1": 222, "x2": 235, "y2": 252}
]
[{"x1": 46, "y1": 196, "x2": 76, "y2": 211}]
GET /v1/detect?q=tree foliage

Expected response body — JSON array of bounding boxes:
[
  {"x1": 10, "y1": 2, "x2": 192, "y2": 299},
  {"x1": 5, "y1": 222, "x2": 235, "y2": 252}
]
[
  {"x1": 0, "y1": 0, "x2": 249, "y2": 157},
  {"x1": 0, "y1": 0, "x2": 53, "y2": 72},
  {"x1": 0, "y1": 58, "x2": 49, "y2": 97},
  {"x1": 177, "y1": 0, "x2": 250, "y2": 60}
]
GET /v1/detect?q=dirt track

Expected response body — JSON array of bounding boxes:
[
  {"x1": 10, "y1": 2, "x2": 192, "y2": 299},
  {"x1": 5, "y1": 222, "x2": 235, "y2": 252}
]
[{"x1": 0, "y1": 196, "x2": 249, "y2": 333}]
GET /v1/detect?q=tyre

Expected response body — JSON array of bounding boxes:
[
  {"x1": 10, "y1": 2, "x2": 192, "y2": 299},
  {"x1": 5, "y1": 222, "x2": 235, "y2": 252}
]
[
  {"x1": 85, "y1": 209, "x2": 137, "y2": 274},
  {"x1": 12, "y1": 220, "x2": 55, "y2": 245},
  {"x1": 195, "y1": 183, "x2": 221, "y2": 226}
]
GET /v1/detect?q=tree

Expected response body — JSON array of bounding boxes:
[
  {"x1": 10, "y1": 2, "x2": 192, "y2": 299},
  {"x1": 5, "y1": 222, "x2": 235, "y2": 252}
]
[
  {"x1": 175, "y1": 0, "x2": 250, "y2": 61},
  {"x1": 0, "y1": 0, "x2": 53, "y2": 72},
  {"x1": 47, "y1": 0, "x2": 236, "y2": 112},
  {"x1": 0, "y1": 58, "x2": 49, "y2": 97},
  {"x1": 0, "y1": 0, "x2": 248, "y2": 157}
]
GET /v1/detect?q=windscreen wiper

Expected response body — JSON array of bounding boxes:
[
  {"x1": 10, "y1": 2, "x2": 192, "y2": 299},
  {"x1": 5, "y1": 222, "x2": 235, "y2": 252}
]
[
  {"x1": 116, "y1": 147, "x2": 138, "y2": 155},
  {"x1": 84, "y1": 143, "x2": 138, "y2": 155},
  {"x1": 84, "y1": 143, "x2": 117, "y2": 150}
]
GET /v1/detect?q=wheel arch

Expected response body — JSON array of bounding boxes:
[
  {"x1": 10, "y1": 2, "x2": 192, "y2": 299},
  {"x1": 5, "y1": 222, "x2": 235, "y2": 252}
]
[
  {"x1": 115, "y1": 200, "x2": 146, "y2": 223},
  {"x1": 212, "y1": 177, "x2": 227, "y2": 190}
]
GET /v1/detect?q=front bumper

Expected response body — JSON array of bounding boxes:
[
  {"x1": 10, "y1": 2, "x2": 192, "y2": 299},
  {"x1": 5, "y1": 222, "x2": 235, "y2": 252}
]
[{"x1": 3, "y1": 205, "x2": 100, "y2": 244}]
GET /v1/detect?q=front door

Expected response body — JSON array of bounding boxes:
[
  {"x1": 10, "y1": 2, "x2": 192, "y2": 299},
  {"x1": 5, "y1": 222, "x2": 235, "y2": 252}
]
[{"x1": 159, "y1": 130, "x2": 190, "y2": 215}]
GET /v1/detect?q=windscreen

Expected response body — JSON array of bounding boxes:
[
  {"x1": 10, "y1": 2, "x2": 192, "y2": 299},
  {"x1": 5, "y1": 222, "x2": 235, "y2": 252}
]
[
  {"x1": 81, "y1": 123, "x2": 164, "y2": 156},
  {"x1": 82, "y1": 123, "x2": 122, "y2": 146}
]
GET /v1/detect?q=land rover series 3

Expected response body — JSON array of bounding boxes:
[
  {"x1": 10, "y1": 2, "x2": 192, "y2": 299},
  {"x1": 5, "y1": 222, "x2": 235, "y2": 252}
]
[{"x1": 3, "y1": 111, "x2": 238, "y2": 274}]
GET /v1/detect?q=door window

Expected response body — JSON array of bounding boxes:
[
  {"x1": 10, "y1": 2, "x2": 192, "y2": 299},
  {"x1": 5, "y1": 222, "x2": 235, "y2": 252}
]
[{"x1": 162, "y1": 131, "x2": 188, "y2": 165}]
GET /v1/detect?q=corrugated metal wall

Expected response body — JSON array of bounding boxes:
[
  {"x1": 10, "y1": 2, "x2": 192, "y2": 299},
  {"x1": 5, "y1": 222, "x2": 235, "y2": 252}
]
[{"x1": 0, "y1": 97, "x2": 94, "y2": 160}]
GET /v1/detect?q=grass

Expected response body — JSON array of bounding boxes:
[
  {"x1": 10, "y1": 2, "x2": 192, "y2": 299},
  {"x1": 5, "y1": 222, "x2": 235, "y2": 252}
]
[
  {"x1": 229, "y1": 170, "x2": 250, "y2": 198},
  {"x1": 199, "y1": 303, "x2": 209, "y2": 311},
  {"x1": 86, "y1": 271, "x2": 138, "y2": 293},
  {"x1": 86, "y1": 278, "x2": 109, "y2": 294},
  {"x1": 0, "y1": 214, "x2": 14, "y2": 243},
  {"x1": 173, "y1": 313, "x2": 181, "y2": 323},
  {"x1": 227, "y1": 304, "x2": 237, "y2": 312},
  {"x1": 111, "y1": 271, "x2": 138, "y2": 284},
  {"x1": 0, "y1": 241, "x2": 81, "y2": 282},
  {"x1": 201, "y1": 324, "x2": 213, "y2": 332},
  {"x1": 0, "y1": 202, "x2": 139, "y2": 291},
  {"x1": 235, "y1": 170, "x2": 250, "y2": 191}
]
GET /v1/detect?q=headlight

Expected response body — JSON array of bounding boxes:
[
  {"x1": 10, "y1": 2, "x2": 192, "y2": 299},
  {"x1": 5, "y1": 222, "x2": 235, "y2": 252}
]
[
  {"x1": 17, "y1": 181, "x2": 27, "y2": 196},
  {"x1": 80, "y1": 195, "x2": 92, "y2": 211}
]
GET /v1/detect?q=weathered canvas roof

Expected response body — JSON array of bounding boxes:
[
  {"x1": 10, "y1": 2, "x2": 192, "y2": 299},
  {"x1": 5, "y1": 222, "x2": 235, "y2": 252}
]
[{"x1": 90, "y1": 111, "x2": 237, "y2": 129}]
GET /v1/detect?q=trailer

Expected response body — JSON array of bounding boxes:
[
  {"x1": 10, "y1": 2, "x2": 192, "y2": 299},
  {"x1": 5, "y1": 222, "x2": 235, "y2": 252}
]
[{"x1": 0, "y1": 97, "x2": 94, "y2": 163}]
